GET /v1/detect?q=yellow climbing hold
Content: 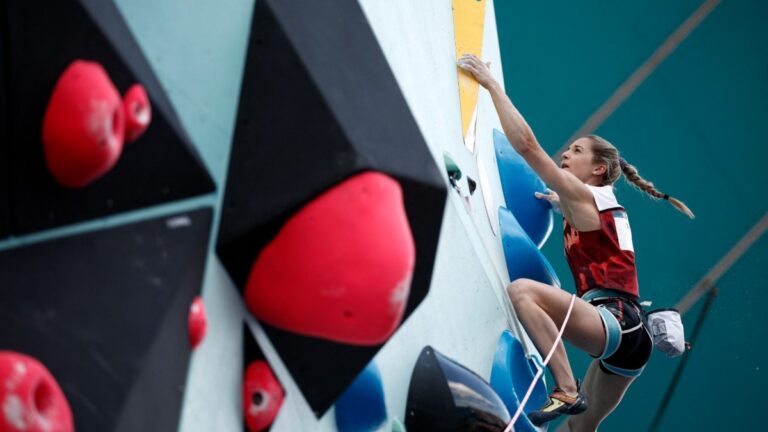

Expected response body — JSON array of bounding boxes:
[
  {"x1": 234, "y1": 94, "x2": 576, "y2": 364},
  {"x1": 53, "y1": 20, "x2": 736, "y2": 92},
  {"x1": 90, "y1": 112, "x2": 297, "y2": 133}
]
[{"x1": 452, "y1": 0, "x2": 486, "y2": 153}]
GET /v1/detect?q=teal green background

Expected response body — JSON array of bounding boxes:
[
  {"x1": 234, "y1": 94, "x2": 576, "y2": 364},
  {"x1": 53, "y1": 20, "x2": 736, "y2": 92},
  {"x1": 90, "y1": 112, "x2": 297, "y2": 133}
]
[{"x1": 496, "y1": 1, "x2": 768, "y2": 430}]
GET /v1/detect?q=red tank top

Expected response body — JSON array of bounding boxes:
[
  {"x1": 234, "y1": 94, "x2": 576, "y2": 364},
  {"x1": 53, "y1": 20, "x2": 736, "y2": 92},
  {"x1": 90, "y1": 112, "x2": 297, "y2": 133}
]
[{"x1": 563, "y1": 186, "x2": 639, "y2": 298}]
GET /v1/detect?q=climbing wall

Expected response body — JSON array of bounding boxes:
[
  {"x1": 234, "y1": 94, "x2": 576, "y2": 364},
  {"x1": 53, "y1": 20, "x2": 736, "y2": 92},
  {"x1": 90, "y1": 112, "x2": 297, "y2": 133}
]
[{"x1": 0, "y1": 1, "x2": 561, "y2": 431}]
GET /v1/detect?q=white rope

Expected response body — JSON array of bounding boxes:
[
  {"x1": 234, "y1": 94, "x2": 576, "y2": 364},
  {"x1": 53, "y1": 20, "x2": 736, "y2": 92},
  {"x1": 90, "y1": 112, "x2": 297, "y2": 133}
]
[
  {"x1": 504, "y1": 293, "x2": 577, "y2": 432},
  {"x1": 461, "y1": 198, "x2": 528, "y2": 341}
]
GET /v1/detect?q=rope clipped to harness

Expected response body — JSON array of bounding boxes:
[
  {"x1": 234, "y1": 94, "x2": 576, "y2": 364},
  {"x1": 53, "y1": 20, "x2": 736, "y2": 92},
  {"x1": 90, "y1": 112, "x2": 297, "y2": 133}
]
[{"x1": 505, "y1": 293, "x2": 577, "y2": 432}]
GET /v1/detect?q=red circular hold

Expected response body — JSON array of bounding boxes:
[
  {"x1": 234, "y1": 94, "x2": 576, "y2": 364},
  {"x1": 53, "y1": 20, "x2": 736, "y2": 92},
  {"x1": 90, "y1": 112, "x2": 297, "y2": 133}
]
[
  {"x1": 244, "y1": 171, "x2": 416, "y2": 345},
  {"x1": 243, "y1": 360, "x2": 284, "y2": 432},
  {"x1": 188, "y1": 296, "x2": 207, "y2": 349},
  {"x1": 122, "y1": 84, "x2": 151, "y2": 143},
  {"x1": 42, "y1": 60, "x2": 125, "y2": 188},
  {"x1": 0, "y1": 351, "x2": 74, "y2": 432}
]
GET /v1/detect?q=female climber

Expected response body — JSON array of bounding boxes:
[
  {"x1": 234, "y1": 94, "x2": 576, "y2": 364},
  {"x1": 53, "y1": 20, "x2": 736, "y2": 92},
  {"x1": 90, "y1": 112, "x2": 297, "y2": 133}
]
[{"x1": 458, "y1": 53, "x2": 693, "y2": 430}]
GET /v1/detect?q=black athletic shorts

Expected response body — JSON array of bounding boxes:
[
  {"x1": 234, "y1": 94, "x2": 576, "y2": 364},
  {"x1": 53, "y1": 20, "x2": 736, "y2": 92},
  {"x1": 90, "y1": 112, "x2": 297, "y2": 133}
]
[{"x1": 584, "y1": 289, "x2": 653, "y2": 378}]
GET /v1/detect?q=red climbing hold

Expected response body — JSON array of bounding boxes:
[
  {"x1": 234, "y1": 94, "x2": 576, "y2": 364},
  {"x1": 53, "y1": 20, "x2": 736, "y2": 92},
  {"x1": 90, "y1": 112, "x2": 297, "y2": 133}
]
[
  {"x1": 188, "y1": 296, "x2": 207, "y2": 349},
  {"x1": 122, "y1": 84, "x2": 151, "y2": 143},
  {"x1": 243, "y1": 360, "x2": 284, "y2": 432},
  {"x1": 42, "y1": 60, "x2": 125, "y2": 188},
  {"x1": 0, "y1": 351, "x2": 74, "y2": 432},
  {"x1": 244, "y1": 171, "x2": 416, "y2": 345}
]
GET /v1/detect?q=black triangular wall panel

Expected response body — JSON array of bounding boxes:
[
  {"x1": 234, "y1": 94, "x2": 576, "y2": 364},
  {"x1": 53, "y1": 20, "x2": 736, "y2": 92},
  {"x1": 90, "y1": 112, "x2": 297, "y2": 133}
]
[
  {"x1": 216, "y1": 0, "x2": 446, "y2": 416},
  {"x1": 2, "y1": 0, "x2": 214, "y2": 234},
  {"x1": 0, "y1": 207, "x2": 212, "y2": 432},
  {"x1": 244, "y1": 324, "x2": 268, "y2": 378},
  {"x1": 0, "y1": 1, "x2": 10, "y2": 239}
]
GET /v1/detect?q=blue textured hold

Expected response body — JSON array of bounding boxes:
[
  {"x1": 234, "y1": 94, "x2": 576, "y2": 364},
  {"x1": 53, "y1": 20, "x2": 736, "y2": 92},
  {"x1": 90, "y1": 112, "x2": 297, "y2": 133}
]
[
  {"x1": 494, "y1": 129, "x2": 554, "y2": 248},
  {"x1": 499, "y1": 207, "x2": 560, "y2": 287},
  {"x1": 335, "y1": 361, "x2": 387, "y2": 432},
  {"x1": 490, "y1": 331, "x2": 549, "y2": 432}
]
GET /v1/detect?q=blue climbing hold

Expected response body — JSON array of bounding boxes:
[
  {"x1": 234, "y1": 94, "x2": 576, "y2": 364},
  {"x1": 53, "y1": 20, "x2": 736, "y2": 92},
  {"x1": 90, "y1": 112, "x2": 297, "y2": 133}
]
[
  {"x1": 335, "y1": 361, "x2": 388, "y2": 432},
  {"x1": 494, "y1": 129, "x2": 553, "y2": 248},
  {"x1": 490, "y1": 331, "x2": 549, "y2": 432},
  {"x1": 499, "y1": 207, "x2": 560, "y2": 287}
]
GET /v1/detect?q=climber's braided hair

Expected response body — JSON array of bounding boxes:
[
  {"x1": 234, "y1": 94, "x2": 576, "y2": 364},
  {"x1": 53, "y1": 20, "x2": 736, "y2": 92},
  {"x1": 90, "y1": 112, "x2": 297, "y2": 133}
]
[{"x1": 586, "y1": 134, "x2": 694, "y2": 219}]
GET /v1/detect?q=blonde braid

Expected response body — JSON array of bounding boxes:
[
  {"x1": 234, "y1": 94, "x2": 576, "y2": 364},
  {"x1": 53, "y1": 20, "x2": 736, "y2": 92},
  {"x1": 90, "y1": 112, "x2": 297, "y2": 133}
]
[{"x1": 619, "y1": 158, "x2": 695, "y2": 219}]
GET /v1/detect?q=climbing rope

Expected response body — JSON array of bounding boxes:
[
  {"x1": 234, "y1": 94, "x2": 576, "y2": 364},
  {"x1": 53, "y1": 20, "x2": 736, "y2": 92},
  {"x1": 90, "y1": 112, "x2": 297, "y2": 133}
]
[{"x1": 505, "y1": 293, "x2": 577, "y2": 432}]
